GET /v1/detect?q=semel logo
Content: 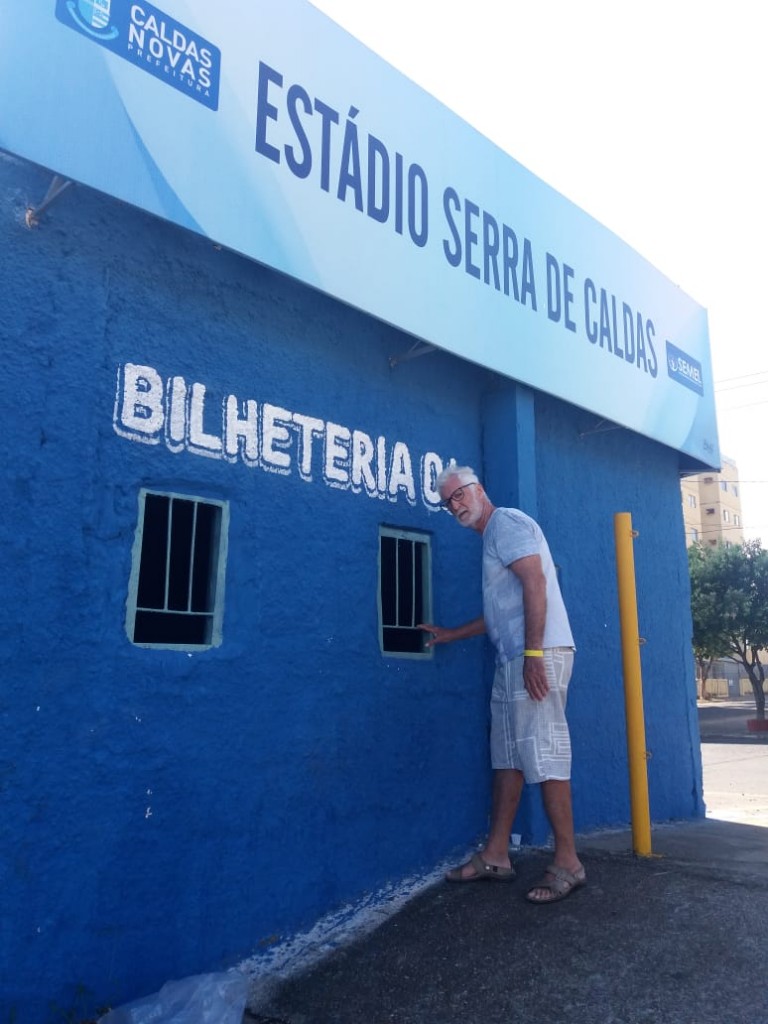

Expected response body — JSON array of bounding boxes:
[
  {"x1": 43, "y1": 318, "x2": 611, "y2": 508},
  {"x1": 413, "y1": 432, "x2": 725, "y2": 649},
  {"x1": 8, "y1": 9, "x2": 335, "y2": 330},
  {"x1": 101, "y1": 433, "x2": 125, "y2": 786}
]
[
  {"x1": 55, "y1": 0, "x2": 221, "y2": 110},
  {"x1": 666, "y1": 340, "x2": 704, "y2": 396}
]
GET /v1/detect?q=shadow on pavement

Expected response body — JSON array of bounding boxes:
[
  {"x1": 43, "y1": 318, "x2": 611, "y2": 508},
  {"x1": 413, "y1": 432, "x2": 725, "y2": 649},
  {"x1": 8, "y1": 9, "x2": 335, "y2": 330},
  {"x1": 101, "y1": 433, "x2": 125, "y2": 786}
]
[
  {"x1": 698, "y1": 698, "x2": 767, "y2": 744},
  {"x1": 239, "y1": 712, "x2": 768, "y2": 1023},
  {"x1": 700, "y1": 734, "x2": 766, "y2": 745},
  {"x1": 249, "y1": 829, "x2": 768, "y2": 1024}
]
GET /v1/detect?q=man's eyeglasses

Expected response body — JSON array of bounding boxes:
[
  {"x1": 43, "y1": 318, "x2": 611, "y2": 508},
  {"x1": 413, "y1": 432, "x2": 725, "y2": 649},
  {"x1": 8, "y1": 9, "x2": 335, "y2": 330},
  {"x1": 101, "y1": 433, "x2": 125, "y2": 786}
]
[{"x1": 440, "y1": 482, "x2": 477, "y2": 510}]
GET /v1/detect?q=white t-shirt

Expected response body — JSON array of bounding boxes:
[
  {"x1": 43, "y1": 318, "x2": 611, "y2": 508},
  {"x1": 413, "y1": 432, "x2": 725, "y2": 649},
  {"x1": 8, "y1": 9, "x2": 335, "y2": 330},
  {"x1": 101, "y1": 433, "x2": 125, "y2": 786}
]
[{"x1": 482, "y1": 507, "x2": 574, "y2": 664}]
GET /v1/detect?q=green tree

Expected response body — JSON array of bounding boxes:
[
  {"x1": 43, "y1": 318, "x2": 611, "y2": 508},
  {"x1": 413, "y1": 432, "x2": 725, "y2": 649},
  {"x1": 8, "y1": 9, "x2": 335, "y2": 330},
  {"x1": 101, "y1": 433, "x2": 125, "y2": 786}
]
[
  {"x1": 688, "y1": 540, "x2": 768, "y2": 718},
  {"x1": 688, "y1": 544, "x2": 731, "y2": 695}
]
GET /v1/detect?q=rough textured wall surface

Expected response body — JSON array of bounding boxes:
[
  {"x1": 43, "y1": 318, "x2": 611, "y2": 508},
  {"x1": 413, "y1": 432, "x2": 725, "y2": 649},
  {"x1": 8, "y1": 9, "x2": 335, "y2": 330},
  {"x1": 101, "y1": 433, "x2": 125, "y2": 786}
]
[
  {"x1": 0, "y1": 154, "x2": 702, "y2": 1022},
  {"x1": 533, "y1": 391, "x2": 703, "y2": 830}
]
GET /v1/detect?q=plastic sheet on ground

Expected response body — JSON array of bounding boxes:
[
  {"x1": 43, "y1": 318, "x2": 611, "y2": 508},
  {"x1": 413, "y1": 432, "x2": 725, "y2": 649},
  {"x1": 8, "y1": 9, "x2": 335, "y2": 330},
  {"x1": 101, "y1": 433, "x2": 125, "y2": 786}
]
[{"x1": 98, "y1": 970, "x2": 249, "y2": 1024}]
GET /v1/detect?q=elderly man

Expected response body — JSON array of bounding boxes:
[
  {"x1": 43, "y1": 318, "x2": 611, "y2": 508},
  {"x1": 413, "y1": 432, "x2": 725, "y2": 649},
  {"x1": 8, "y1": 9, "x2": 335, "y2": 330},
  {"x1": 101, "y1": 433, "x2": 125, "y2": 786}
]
[{"x1": 420, "y1": 464, "x2": 585, "y2": 904}]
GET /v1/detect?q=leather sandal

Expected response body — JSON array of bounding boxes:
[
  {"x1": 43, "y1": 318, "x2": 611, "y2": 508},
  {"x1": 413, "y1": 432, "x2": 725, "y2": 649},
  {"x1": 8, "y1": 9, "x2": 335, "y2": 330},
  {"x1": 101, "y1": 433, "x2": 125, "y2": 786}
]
[
  {"x1": 526, "y1": 863, "x2": 586, "y2": 904},
  {"x1": 446, "y1": 852, "x2": 516, "y2": 883}
]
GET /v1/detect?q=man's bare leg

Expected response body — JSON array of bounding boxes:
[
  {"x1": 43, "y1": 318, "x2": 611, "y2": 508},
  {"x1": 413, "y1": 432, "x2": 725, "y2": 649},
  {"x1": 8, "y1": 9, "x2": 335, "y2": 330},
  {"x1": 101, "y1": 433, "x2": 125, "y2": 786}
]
[
  {"x1": 526, "y1": 779, "x2": 584, "y2": 899},
  {"x1": 450, "y1": 768, "x2": 524, "y2": 879}
]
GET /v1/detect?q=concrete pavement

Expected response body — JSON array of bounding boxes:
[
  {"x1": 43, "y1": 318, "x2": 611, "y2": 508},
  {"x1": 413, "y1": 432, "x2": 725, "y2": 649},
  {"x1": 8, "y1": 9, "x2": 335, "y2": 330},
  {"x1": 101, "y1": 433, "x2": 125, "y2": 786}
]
[
  {"x1": 699, "y1": 698, "x2": 768, "y2": 828},
  {"x1": 245, "y1": 699, "x2": 768, "y2": 1024}
]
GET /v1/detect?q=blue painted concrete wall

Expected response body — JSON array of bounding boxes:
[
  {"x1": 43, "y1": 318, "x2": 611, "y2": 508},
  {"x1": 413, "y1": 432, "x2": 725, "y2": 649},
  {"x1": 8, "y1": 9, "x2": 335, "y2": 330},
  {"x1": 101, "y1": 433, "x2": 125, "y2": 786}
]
[
  {"x1": 0, "y1": 154, "x2": 702, "y2": 1022},
  {"x1": 531, "y1": 392, "x2": 703, "y2": 832}
]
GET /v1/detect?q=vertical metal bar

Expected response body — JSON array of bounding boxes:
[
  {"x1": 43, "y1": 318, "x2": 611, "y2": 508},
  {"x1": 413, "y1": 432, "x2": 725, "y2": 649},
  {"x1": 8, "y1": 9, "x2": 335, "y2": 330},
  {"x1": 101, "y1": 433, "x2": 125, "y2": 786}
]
[
  {"x1": 394, "y1": 539, "x2": 401, "y2": 626},
  {"x1": 187, "y1": 502, "x2": 198, "y2": 612},
  {"x1": 410, "y1": 540, "x2": 417, "y2": 627},
  {"x1": 614, "y1": 512, "x2": 652, "y2": 857},
  {"x1": 164, "y1": 498, "x2": 173, "y2": 611}
]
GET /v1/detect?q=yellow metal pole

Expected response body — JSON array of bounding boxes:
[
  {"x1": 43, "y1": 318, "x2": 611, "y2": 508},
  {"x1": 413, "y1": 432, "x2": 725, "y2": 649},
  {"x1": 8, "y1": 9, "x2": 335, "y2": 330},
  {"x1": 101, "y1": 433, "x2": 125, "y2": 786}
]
[{"x1": 613, "y1": 512, "x2": 653, "y2": 857}]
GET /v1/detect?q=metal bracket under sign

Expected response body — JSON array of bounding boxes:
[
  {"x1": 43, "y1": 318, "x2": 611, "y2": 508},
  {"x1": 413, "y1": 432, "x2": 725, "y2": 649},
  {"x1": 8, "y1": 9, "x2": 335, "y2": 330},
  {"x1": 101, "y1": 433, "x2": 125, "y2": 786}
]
[{"x1": 26, "y1": 175, "x2": 74, "y2": 228}]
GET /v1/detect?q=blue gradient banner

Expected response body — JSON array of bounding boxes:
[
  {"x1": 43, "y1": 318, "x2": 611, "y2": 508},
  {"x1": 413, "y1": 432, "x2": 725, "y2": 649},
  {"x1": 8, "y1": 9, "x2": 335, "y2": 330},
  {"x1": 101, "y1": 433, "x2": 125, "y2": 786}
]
[{"x1": 0, "y1": 0, "x2": 719, "y2": 466}]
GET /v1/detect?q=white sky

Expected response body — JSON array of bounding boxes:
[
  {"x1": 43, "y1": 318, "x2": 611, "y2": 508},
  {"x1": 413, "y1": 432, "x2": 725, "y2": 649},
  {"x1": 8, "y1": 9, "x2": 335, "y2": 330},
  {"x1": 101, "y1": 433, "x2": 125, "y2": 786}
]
[{"x1": 311, "y1": 0, "x2": 768, "y2": 542}]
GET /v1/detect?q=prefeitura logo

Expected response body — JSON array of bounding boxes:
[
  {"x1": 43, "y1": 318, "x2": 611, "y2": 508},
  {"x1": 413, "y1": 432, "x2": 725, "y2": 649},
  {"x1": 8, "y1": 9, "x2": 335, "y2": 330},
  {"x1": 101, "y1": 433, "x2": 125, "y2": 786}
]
[{"x1": 55, "y1": 0, "x2": 221, "y2": 110}]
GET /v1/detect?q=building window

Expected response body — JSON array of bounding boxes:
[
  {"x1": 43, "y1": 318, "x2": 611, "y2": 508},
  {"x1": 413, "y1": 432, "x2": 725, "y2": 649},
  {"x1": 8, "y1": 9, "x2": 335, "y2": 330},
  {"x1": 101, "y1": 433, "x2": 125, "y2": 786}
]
[
  {"x1": 733, "y1": 485, "x2": 739, "y2": 497},
  {"x1": 690, "y1": 528, "x2": 699, "y2": 542},
  {"x1": 127, "y1": 490, "x2": 228, "y2": 649},
  {"x1": 720, "y1": 481, "x2": 728, "y2": 492},
  {"x1": 687, "y1": 494, "x2": 697, "y2": 508},
  {"x1": 734, "y1": 514, "x2": 741, "y2": 527},
  {"x1": 378, "y1": 527, "x2": 432, "y2": 657},
  {"x1": 723, "y1": 509, "x2": 730, "y2": 523}
]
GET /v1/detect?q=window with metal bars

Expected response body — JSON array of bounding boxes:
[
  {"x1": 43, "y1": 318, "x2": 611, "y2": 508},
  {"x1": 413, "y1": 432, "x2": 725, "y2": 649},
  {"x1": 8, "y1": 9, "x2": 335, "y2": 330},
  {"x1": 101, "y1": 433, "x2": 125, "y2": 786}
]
[
  {"x1": 378, "y1": 527, "x2": 432, "y2": 657},
  {"x1": 126, "y1": 490, "x2": 228, "y2": 648}
]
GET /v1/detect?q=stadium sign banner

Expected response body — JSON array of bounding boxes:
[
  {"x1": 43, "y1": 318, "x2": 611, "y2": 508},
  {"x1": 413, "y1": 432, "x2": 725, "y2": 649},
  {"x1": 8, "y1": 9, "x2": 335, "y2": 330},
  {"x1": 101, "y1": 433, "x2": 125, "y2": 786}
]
[{"x1": 0, "y1": 0, "x2": 719, "y2": 466}]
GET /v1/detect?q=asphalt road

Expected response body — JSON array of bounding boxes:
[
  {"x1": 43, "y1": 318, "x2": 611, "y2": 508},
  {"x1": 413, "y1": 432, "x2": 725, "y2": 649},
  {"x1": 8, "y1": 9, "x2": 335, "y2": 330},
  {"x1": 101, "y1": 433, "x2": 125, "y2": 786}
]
[
  {"x1": 698, "y1": 695, "x2": 764, "y2": 741},
  {"x1": 698, "y1": 697, "x2": 768, "y2": 825}
]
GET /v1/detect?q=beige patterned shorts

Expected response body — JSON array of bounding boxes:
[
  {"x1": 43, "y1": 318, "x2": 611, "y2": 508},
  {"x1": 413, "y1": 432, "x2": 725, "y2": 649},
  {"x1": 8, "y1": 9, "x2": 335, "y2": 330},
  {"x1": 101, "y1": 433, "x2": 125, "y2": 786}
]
[{"x1": 490, "y1": 647, "x2": 574, "y2": 782}]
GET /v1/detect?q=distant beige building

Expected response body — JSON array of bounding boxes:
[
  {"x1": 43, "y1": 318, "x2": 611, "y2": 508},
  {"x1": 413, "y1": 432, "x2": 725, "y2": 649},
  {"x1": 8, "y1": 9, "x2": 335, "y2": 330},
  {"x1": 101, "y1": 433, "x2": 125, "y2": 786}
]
[{"x1": 681, "y1": 454, "x2": 744, "y2": 547}]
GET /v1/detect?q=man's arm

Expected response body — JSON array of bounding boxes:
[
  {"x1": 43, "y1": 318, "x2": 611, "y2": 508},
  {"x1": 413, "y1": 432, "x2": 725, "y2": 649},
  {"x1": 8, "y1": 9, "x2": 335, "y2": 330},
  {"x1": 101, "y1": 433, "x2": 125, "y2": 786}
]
[
  {"x1": 418, "y1": 616, "x2": 486, "y2": 648},
  {"x1": 509, "y1": 554, "x2": 549, "y2": 700}
]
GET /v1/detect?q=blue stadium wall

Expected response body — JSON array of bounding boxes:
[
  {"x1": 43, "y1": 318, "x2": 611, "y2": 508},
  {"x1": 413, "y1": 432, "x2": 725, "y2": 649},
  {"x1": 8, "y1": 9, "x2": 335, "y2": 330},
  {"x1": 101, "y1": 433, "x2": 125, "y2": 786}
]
[{"x1": 0, "y1": 154, "x2": 703, "y2": 1021}]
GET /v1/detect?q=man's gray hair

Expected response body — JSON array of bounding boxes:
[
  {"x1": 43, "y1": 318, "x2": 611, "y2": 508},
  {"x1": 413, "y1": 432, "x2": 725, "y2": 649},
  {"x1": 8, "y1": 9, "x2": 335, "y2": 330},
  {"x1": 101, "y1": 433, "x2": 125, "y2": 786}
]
[{"x1": 436, "y1": 463, "x2": 480, "y2": 491}]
